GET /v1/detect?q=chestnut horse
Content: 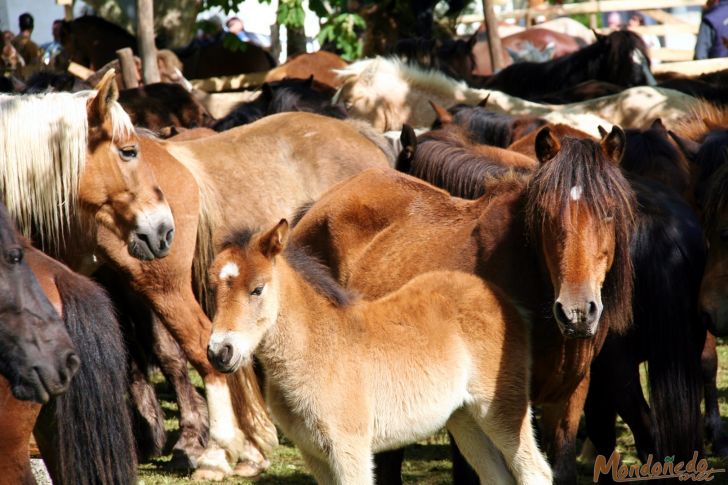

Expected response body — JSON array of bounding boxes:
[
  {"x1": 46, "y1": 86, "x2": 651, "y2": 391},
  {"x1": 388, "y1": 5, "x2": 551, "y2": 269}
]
[
  {"x1": 0, "y1": 206, "x2": 135, "y2": 484},
  {"x1": 0, "y1": 72, "x2": 394, "y2": 479},
  {"x1": 206, "y1": 219, "x2": 553, "y2": 484},
  {"x1": 292, "y1": 127, "x2": 636, "y2": 483}
]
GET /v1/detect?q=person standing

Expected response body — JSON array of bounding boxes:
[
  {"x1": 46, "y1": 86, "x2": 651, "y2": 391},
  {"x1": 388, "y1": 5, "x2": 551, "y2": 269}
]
[
  {"x1": 694, "y1": 0, "x2": 728, "y2": 59},
  {"x1": 12, "y1": 13, "x2": 40, "y2": 66}
]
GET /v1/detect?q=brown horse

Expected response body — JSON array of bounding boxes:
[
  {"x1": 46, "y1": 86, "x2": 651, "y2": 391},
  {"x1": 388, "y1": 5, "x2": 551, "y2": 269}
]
[
  {"x1": 264, "y1": 51, "x2": 348, "y2": 89},
  {"x1": 118, "y1": 83, "x2": 215, "y2": 133},
  {"x1": 1, "y1": 239, "x2": 135, "y2": 485},
  {"x1": 0, "y1": 71, "x2": 394, "y2": 479},
  {"x1": 292, "y1": 127, "x2": 636, "y2": 483},
  {"x1": 206, "y1": 219, "x2": 553, "y2": 484}
]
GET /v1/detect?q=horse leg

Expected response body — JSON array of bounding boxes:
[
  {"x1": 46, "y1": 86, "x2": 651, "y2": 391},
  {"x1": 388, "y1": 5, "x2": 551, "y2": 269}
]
[
  {"x1": 0, "y1": 380, "x2": 38, "y2": 485},
  {"x1": 583, "y1": 370, "x2": 617, "y2": 461},
  {"x1": 702, "y1": 332, "x2": 728, "y2": 456},
  {"x1": 373, "y1": 449, "x2": 405, "y2": 485},
  {"x1": 450, "y1": 434, "x2": 481, "y2": 485},
  {"x1": 128, "y1": 357, "x2": 167, "y2": 460},
  {"x1": 150, "y1": 314, "x2": 209, "y2": 468},
  {"x1": 328, "y1": 437, "x2": 374, "y2": 485},
  {"x1": 446, "y1": 409, "x2": 514, "y2": 485},
  {"x1": 300, "y1": 449, "x2": 337, "y2": 485},
  {"x1": 540, "y1": 376, "x2": 590, "y2": 485}
]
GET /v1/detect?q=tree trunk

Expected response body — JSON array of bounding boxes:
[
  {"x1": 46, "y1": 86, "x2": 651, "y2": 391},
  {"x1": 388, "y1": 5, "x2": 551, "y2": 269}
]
[
  {"x1": 286, "y1": 25, "x2": 307, "y2": 58},
  {"x1": 482, "y1": 0, "x2": 504, "y2": 72},
  {"x1": 116, "y1": 47, "x2": 139, "y2": 89},
  {"x1": 137, "y1": 0, "x2": 160, "y2": 84}
]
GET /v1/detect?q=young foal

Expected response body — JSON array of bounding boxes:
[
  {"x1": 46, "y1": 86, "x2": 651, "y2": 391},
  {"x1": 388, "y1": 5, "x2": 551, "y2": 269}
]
[{"x1": 206, "y1": 220, "x2": 553, "y2": 485}]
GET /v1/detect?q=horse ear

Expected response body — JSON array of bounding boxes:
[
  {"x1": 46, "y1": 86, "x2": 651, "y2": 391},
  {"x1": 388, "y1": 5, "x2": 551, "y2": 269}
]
[
  {"x1": 467, "y1": 32, "x2": 478, "y2": 49},
  {"x1": 304, "y1": 75, "x2": 314, "y2": 88},
  {"x1": 668, "y1": 130, "x2": 701, "y2": 162},
  {"x1": 600, "y1": 125, "x2": 626, "y2": 164},
  {"x1": 535, "y1": 127, "x2": 561, "y2": 163},
  {"x1": 703, "y1": 117, "x2": 724, "y2": 132},
  {"x1": 89, "y1": 69, "x2": 119, "y2": 124},
  {"x1": 592, "y1": 29, "x2": 605, "y2": 41},
  {"x1": 259, "y1": 219, "x2": 289, "y2": 258},
  {"x1": 650, "y1": 118, "x2": 667, "y2": 134},
  {"x1": 597, "y1": 125, "x2": 609, "y2": 138},
  {"x1": 477, "y1": 94, "x2": 490, "y2": 107},
  {"x1": 261, "y1": 82, "x2": 273, "y2": 101},
  {"x1": 396, "y1": 124, "x2": 418, "y2": 173},
  {"x1": 429, "y1": 100, "x2": 452, "y2": 124}
]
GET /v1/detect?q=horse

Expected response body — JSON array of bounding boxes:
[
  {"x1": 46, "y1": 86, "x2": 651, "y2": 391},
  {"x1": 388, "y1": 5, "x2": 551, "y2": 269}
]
[
  {"x1": 0, "y1": 206, "x2": 135, "y2": 484},
  {"x1": 212, "y1": 76, "x2": 346, "y2": 132},
  {"x1": 0, "y1": 71, "x2": 395, "y2": 480},
  {"x1": 118, "y1": 83, "x2": 215, "y2": 133},
  {"x1": 483, "y1": 30, "x2": 655, "y2": 100},
  {"x1": 175, "y1": 35, "x2": 276, "y2": 80},
  {"x1": 405, "y1": 121, "x2": 705, "y2": 480},
  {"x1": 333, "y1": 57, "x2": 698, "y2": 134},
  {"x1": 59, "y1": 15, "x2": 137, "y2": 71},
  {"x1": 291, "y1": 126, "x2": 636, "y2": 483},
  {"x1": 206, "y1": 219, "x2": 553, "y2": 485},
  {"x1": 264, "y1": 51, "x2": 348, "y2": 89},
  {"x1": 0, "y1": 203, "x2": 78, "y2": 405}
]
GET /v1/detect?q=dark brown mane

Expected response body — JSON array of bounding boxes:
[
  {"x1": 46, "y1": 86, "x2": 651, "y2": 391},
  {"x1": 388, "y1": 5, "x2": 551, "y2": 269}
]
[
  {"x1": 623, "y1": 124, "x2": 690, "y2": 196},
  {"x1": 222, "y1": 226, "x2": 354, "y2": 307},
  {"x1": 703, "y1": 158, "x2": 728, "y2": 234},
  {"x1": 526, "y1": 136, "x2": 636, "y2": 333},
  {"x1": 410, "y1": 125, "x2": 535, "y2": 199}
]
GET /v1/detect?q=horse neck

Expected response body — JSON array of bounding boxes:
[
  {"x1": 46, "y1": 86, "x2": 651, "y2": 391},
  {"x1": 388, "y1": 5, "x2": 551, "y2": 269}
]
[{"x1": 256, "y1": 258, "x2": 346, "y2": 373}]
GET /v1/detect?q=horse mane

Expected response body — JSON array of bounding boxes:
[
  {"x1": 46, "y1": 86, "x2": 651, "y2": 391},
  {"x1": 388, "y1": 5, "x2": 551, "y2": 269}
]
[
  {"x1": 335, "y1": 57, "x2": 470, "y2": 104},
  {"x1": 0, "y1": 91, "x2": 134, "y2": 251},
  {"x1": 222, "y1": 227, "x2": 355, "y2": 307},
  {"x1": 525, "y1": 136, "x2": 636, "y2": 333},
  {"x1": 692, "y1": 129, "x2": 728, "y2": 212},
  {"x1": 409, "y1": 125, "x2": 535, "y2": 199},
  {"x1": 703, "y1": 160, "x2": 728, "y2": 234},
  {"x1": 345, "y1": 118, "x2": 397, "y2": 165},
  {"x1": 672, "y1": 100, "x2": 728, "y2": 141},
  {"x1": 436, "y1": 104, "x2": 547, "y2": 147}
]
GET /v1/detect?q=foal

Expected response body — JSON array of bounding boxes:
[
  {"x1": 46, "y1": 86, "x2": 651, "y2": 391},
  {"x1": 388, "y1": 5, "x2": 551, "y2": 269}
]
[{"x1": 207, "y1": 220, "x2": 552, "y2": 485}]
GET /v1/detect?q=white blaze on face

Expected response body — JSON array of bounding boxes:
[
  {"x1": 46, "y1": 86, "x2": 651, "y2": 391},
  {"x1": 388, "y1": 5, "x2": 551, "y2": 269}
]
[
  {"x1": 631, "y1": 48, "x2": 643, "y2": 65},
  {"x1": 219, "y1": 261, "x2": 239, "y2": 281},
  {"x1": 570, "y1": 185, "x2": 583, "y2": 201}
]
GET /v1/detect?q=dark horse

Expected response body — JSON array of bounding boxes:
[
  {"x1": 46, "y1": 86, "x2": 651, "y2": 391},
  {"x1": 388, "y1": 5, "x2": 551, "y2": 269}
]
[
  {"x1": 212, "y1": 76, "x2": 346, "y2": 132},
  {"x1": 483, "y1": 30, "x2": 655, "y2": 100},
  {"x1": 60, "y1": 15, "x2": 275, "y2": 79},
  {"x1": 0, "y1": 202, "x2": 78, "y2": 404},
  {"x1": 394, "y1": 124, "x2": 705, "y2": 483},
  {"x1": 0, "y1": 202, "x2": 137, "y2": 485}
]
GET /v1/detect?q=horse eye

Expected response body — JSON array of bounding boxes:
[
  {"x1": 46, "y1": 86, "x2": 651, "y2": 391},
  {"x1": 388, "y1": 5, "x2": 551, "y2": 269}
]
[
  {"x1": 6, "y1": 247, "x2": 23, "y2": 265},
  {"x1": 118, "y1": 146, "x2": 138, "y2": 161},
  {"x1": 250, "y1": 285, "x2": 264, "y2": 296}
]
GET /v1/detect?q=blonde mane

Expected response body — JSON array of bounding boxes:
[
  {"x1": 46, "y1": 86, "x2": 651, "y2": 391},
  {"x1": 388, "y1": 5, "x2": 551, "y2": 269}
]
[
  {"x1": 672, "y1": 99, "x2": 728, "y2": 141},
  {"x1": 0, "y1": 90, "x2": 134, "y2": 250}
]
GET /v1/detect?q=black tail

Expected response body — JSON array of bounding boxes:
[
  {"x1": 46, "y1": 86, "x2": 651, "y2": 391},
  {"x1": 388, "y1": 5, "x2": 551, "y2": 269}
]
[
  {"x1": 36, "y1": 270, "x2": 137, "y2": 485},
  {"x1": 631, "y1": 177, "x2": 705, "y2": 461}
]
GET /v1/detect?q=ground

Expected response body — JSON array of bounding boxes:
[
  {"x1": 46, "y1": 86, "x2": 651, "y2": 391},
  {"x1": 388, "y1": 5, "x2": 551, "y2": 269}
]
[{"x1": 138, "y1": 342, "x2": 728, "y2": 485}]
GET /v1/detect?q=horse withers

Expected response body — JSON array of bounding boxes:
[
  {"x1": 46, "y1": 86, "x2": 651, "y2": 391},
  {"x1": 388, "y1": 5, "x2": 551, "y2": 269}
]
[
  {"x1": 206, "y1": 220, "x2": 553, "y2": 485},
  {"x1": 0, "y1": 203, "x2": 79, "y2": 404}
]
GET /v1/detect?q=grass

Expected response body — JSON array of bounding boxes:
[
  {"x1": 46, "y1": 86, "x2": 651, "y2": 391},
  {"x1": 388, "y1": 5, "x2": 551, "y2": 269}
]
[{"x1": 137, "y1": 343, "x2": 728, "y2": 484}]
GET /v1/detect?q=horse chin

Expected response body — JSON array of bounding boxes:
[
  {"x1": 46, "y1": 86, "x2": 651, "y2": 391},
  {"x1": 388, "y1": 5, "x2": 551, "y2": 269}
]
[
  {"x1": 128, "y1": 235, "x2": 157, "y2": 261},
  {"x1": 555, "y1": 319, "x2": 598, "y2": 339},
  {"x1": 11, "y1": 371, "x2": 51, "y2": 404}
]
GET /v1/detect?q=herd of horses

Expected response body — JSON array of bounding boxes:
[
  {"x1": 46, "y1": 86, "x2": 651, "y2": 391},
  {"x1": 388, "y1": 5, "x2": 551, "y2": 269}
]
[{"x1": 0, "y1": 13, "x2": 727, "y2": 485}]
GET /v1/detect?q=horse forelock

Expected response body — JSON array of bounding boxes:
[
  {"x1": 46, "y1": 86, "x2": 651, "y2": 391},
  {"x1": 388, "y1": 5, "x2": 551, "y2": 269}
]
[
  {"x1": 0, "y1": 91, "x2": 136, "y2": 252},
  {"x1": 526, "y1": 137, "x2": 636, "y2": 333}
]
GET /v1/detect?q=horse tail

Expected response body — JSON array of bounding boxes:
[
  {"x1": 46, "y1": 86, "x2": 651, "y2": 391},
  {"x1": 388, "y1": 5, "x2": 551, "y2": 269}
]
[
  {"x1": 632, "y1": 184, "x2": 705, "y2": 461},
  {"x1": 37, "y1": 270, "x2": 137, "y2": 485}
]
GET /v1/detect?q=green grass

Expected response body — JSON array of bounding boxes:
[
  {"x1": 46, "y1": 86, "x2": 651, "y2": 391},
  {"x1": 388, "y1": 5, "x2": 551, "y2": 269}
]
[{"x1": 137, "y1": 343, "x2": 728, "y2": 484}]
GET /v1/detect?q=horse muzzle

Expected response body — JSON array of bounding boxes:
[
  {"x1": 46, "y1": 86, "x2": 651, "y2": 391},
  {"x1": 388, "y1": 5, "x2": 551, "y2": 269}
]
[
  {"x1": 128, "y1": 207, "x2": 175, "y2": 260},
  {"x1": 553, "y1": 298, "x2": 602, "y2": 339}
]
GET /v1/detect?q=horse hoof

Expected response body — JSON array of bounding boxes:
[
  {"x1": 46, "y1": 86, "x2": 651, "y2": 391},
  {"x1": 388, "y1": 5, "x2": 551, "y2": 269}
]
[
  {"x1": 169, "y1": 449, "x2": 197, "y2": 470},
  {"x1": 233, "y1": 459, "x2": 270, "y2": 478},
  {"x1": 191, "y1": 468, "x2": 228, "y2": 481}
]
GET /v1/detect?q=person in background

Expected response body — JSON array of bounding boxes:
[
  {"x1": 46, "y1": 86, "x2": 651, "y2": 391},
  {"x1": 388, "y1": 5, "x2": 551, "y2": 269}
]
[
  {"x1": 607, "y1": 11, "x2": 623, "y2": 30},
  {"x1": 226, "y1": 16, "x2": 269, "y2": 47},
  {"x1": 12, "y1": 13, "x2": 40, "y2": 66},
  {"x1": 628, "y1": 12, "x2": 661, "y2": 52},
  {"x1": 694, "y1": 0, "x2": 728, "y2": 59},
  {"x1": 40, "y1": 19, "x2": 64, "y2": 67}
]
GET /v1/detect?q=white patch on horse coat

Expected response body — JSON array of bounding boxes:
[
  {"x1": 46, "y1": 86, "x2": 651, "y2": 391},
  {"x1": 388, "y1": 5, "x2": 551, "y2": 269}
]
[
  {"x1": 219, "y1": 262, "x2": 239, "y2": 280},
  {"x1": 570, "y1": 185, "x2": 583, "y2": 201}
]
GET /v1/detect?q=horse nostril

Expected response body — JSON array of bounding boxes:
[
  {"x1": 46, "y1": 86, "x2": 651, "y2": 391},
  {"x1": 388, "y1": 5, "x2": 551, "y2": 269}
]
[
  {"x1": 220, "y1": 343, "x2": 233, "y2": 365},
  {"x1": 553, "y1": 301, "x2": 569, "y2": 324},
  {"x1": 66, "y1": 352, "x2": 80, "y2": 375},
  {"x1": 588, "y1": 301, "x2": 598, "y2": 317},
  {"x1": 164, "y1": 227, "x2": 174, "y2": 245}
]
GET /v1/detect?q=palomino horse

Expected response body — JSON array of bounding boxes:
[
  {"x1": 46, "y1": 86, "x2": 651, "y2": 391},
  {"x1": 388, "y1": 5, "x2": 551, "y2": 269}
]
[
  {"x1": 206, "y1": 219, "x2": 553, "y2": 484},
  {"x1": 0, "y1": 204, "x2": 135, "y2": 484},
  {"x1": 0, "y1": 71, "x2": 394, "y2": 479},
  {"x1": 334, "y1": 57, "x2": 698, "y2": 134},
  {"x1": 264, "y1": 51, "x2": 348, "y2": 89},
  {"x1": 0, "y1": 203, "x2": 78, "y2": 404},
  {"x1": 292, "y1": 127, "x2": 636, "y2": 483}
]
